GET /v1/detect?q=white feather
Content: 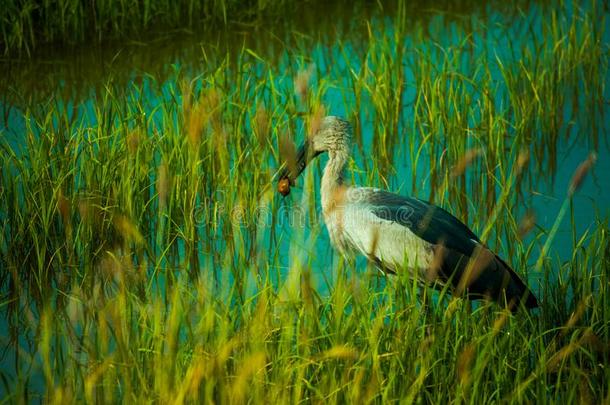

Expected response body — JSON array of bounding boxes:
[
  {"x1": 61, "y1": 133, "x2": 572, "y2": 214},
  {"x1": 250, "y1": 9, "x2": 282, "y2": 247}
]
[{"x1": 324, "y1": 188, "x2": 435, "y2": 278}]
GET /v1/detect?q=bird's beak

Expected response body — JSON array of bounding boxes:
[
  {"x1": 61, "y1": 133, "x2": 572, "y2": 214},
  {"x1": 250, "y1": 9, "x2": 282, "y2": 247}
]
[{"x1": 277, "y1": 141, "x2": 321, "y2": 195}]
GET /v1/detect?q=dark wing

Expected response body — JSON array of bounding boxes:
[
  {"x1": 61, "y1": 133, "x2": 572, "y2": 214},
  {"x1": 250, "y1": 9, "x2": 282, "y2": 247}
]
[
  {"x1": 364, "y1": 189, "x2": 538, "y2": 309},
  {"x1": 366, "y1": 190, "x2": 480, "y2": 256}
]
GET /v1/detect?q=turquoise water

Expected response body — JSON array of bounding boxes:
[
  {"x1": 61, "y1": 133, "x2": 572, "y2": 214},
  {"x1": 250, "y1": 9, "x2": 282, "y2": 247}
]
[
  {"x1": 1, "y1": 0, "x2": 608, "y2": 292},
  {"x1": 1, "y1": 1, "x2": 608, "y2": 288},
  {"x1": 0, "y1": 0, "x2": 608, "y2": 398}
]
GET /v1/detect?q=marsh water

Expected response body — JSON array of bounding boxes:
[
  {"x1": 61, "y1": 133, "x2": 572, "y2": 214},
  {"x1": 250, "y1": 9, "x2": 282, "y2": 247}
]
[
  {"x1": 3, "y1": 2, "x2": 608, "y2": 268},
  {"x1": 0, "y1": 0, "x2": 608, "y2": 398}
]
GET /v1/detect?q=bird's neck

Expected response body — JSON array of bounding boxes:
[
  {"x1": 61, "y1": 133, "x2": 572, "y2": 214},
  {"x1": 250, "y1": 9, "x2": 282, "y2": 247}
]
[{"x1": 321, "y1": 148, "x2": 349, "y2": 215}]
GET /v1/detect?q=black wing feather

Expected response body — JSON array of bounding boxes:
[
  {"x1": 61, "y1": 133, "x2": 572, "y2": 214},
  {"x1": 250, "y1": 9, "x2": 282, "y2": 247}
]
[
  {"x1": 367, "y1": 190, "x2": 480, "y2": 256},
  {"x1": 366, "y1": 189, "x2": 538, "y2": 309}
]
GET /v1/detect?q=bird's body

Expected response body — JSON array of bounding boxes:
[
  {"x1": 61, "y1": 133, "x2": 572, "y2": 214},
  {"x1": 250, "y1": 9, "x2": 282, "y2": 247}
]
[
  {"x1": 324, "y1": 186, "x2": 437, "y2": 274},
  {"x1": 279, "y1": 116, "x2": 538, "y2": 309}
]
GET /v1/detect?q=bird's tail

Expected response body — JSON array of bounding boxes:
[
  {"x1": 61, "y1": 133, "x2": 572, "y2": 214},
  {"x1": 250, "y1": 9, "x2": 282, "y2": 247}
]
[
  {"x1": 441, "y1": 246, "x2": 539, "y2": 310},
  {"x1": 492, "y1": 254, "x2": 539, "y2": 310}
]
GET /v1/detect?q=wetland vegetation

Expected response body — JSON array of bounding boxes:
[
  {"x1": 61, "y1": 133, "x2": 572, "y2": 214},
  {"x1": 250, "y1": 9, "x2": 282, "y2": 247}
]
[{"x1": 0, "y1": 0, "x2": 608, "y2": 403}]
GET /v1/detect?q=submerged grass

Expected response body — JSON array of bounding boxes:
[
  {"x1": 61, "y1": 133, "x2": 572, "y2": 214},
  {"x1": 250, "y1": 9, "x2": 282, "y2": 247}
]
[{"x1": 0, "y1": 0, "x2": 609, "y2": 402}]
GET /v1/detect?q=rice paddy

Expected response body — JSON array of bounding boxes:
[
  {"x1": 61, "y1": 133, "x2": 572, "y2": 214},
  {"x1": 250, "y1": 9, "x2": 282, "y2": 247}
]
[{"x1": 0, "y1": 0, "x2": 609, "y2": 403}]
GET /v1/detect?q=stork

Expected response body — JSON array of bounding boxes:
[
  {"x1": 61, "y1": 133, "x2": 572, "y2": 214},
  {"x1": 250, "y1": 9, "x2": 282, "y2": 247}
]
[{"x1": 277, "y1": 116, "x2": 538, "y2": 310}]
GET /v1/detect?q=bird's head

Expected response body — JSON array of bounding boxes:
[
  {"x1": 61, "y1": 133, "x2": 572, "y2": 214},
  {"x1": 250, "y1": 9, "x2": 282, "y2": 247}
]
[{"x1": 277, "y1": 116, "x2": 352, "y2": 196}]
